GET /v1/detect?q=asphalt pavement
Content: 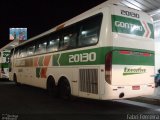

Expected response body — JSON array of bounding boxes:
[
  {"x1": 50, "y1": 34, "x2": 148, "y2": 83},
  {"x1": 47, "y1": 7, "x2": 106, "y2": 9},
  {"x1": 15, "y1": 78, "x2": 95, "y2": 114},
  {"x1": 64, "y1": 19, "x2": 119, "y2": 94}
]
[{"x1": 0, "y1": 80, "x2": 160, "y2": 120}]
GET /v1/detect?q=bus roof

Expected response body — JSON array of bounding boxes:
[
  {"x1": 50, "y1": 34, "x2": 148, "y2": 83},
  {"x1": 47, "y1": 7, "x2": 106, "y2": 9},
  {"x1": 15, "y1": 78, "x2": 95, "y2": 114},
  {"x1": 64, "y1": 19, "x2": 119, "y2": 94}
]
[{"x1": 16, "y1": 1, "x2": 148, "y2": 48}]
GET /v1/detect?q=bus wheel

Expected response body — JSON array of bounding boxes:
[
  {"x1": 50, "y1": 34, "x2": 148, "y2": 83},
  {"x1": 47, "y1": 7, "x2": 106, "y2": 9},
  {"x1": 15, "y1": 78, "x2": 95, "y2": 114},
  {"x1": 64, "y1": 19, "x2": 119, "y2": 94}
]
[
  {"x1": 47, "y1": 76, "x2": 57, "y2": 97},
  {"x1": 58, "y1": 79, "x2": 71, "y2": 100}
]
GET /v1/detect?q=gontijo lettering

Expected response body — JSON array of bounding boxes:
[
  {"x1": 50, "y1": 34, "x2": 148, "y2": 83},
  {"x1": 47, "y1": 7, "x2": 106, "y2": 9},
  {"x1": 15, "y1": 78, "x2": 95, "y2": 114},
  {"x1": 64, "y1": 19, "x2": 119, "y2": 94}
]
[{"x1": 115, "y1": 21, "x2": 143, "y2": 31}]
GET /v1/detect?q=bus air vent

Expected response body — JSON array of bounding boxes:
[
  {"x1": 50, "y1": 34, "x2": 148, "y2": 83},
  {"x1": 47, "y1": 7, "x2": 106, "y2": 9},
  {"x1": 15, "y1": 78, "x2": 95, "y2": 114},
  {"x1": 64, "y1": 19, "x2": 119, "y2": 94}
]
[{"x1": 79, "y1": 69, "x2": 98, "y2": 94}]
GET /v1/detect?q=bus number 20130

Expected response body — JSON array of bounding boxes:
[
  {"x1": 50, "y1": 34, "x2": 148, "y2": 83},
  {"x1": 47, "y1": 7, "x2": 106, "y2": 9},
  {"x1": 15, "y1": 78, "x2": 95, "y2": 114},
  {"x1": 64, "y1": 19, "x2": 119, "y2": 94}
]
[{"x1": 69, "y1": 52, "x2": 96, "y2": 63}]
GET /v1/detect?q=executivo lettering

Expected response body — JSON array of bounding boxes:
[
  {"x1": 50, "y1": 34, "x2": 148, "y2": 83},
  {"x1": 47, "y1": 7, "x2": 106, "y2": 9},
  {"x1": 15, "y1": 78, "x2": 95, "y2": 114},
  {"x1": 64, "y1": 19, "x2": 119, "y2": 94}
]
[{"x1": 123, "y1": 67, "x2": 146, "y2": 76}]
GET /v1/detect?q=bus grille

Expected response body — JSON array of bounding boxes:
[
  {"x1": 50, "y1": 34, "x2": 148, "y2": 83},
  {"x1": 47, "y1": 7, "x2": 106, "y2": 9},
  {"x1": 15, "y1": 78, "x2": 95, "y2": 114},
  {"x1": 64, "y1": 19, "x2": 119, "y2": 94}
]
[{"x1": 79, "y1": 69, "x2": 98, "y2": 94}]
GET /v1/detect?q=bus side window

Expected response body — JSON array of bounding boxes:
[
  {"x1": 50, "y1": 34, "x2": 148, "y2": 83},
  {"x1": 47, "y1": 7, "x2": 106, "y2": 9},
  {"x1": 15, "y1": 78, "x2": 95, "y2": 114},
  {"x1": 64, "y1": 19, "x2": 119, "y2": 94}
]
[
  {"x1": 27, "y1": 45, "x2": 35, "y2": 56},
  {"x1": 63, "y1": 33, "x2": 77, "y2": 49},
  {"x1": 78, "y1": 14, "x2": 102, "y2": 47},
  {"x1": 35, "y1": 42, "x2": 40, "y2": 54},
  {"x1": 35, "y1": 39, "x2": 47, "y2": 54},
  {"x1": 47, "y1": 36, "x2": 59, "y2": 52},
  {"x1": 39, "y1": 41, "x2": 47, "y2": 53},
  {"x1": 60, "y1": 26, "x2": 77, "y2": 50},
  {"x1": 14, "y1": 48, "x2": 19, "y2": 58},
  {"x1": 19, "y1": 47, "x2": 27, "y2": 57}
]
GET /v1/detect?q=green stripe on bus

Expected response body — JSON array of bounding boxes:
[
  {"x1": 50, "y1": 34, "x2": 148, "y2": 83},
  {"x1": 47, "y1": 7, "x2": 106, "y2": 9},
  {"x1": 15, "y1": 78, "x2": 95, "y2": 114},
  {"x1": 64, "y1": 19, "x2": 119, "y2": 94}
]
[
  {"x1": 112, "y1": 51, "x2": 154, "y2": 66},
  {"x1": 52, "y1": 47, "x2": 154, "y2": 66},
  {"x1": 36, "y1": 68, "x2": 41, "y2": 78},
  {"x1": 53, "y1": 54, "x2": 60, "y2": 66},
  {"x1": 52, "y1": 47, "x2": 110, "y2": 66},
  {"x1": 147, "y1": 23, "x2": 154, "y2": 39},
  {"x1": 38, "y1": 56, "x2": 44, "y2": 66}
]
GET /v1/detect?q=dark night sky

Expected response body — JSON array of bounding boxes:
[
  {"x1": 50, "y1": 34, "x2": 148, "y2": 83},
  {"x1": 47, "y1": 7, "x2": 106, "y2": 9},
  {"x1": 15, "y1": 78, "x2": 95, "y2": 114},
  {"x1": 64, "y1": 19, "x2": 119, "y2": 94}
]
[{"x1": 0, "y1": 0, "x2": 107, "y2": 48}]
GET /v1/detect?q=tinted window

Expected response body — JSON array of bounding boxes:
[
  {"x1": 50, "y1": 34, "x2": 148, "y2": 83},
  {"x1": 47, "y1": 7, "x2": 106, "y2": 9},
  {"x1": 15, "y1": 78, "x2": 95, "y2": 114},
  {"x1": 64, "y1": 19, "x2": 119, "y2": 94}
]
[
  {"x1": 47, "y1": 35, "x2": 60, "y2": 52},
  {"x1": 35, "y1": 40, "x2": 47, "y2": 54},
  {"x1": 14, "y1": 48, "x2": 19, "y2": 58},
  {"x1": 78, "y1": 14, "x2": 102, "y2": 47},
  {"x1": 13, "y1": 13, "x2": 103, "y2": 56},
  {"x1": 59, "y1": 26, "x2": 77, "y2": 50},
  {"x1": 19, "y1": 47, "x2": 27, "y2": 57},
  {"x1": 27, "y1": 45, "x2": 35, "y2": 56}
]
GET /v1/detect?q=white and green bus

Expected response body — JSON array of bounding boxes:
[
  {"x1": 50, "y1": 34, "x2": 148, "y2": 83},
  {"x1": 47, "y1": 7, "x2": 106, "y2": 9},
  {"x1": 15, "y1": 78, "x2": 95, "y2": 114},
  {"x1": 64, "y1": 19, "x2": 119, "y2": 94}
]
[
  {"x1": 9, "y1": 2, "x2": 155, "y2": 100},
  {"x1": 0, "y1": 50, "x2": 10, "y2": 79}
]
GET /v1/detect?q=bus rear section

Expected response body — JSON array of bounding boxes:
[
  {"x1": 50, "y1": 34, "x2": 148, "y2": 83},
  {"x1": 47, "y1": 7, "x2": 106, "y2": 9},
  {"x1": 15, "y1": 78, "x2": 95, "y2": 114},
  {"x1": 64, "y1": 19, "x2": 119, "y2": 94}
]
[
  {"x1": 104, "y1": 49, "x2": 154, "y2": 99},
  {"x1": 101, "y1": 5, "x2": 155, "y2": 99}
]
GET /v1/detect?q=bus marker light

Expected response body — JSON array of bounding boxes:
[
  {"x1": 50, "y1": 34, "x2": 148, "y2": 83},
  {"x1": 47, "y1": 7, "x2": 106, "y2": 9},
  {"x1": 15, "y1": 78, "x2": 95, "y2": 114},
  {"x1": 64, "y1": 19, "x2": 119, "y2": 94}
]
[
  {"x1": 142, "y1": 53, "x2": 150, "y2": 56},
  {"x1": 119, "y1": 50, "x2": 132, "y2": 55}
]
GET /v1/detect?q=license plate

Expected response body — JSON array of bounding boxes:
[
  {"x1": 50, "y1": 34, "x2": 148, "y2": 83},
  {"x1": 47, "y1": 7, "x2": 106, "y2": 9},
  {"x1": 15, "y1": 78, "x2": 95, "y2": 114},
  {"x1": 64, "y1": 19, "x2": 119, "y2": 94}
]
[{"x1": 132, "y1": 86, "x2": 140, "y2": 90}]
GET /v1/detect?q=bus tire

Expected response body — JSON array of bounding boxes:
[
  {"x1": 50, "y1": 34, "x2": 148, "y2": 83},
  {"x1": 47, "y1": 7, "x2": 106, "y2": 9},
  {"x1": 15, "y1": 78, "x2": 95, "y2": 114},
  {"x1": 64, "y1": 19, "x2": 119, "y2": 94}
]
[
  {"x1": 47, "y1": 76, "x2": 57, "y2": 97},
  {"x1": 58, "y1": 78, "x2": 71, "y2": 100}
]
